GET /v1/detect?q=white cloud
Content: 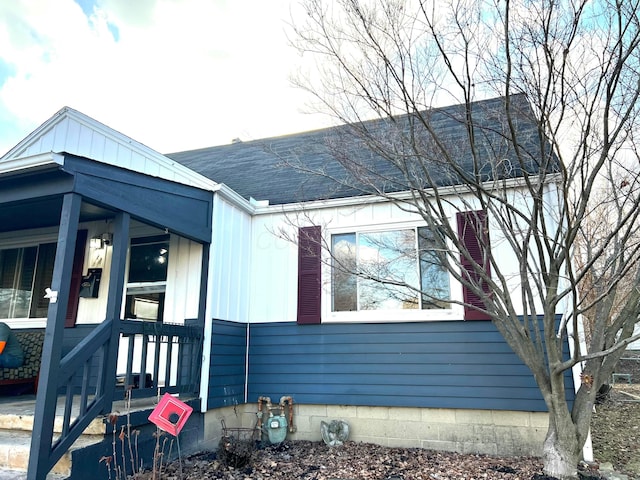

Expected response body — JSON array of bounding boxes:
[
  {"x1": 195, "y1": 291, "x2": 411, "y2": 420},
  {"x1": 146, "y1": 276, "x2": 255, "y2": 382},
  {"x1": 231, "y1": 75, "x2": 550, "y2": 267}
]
[{"x1": 0, "y1": 0, "x2": 332, "y2": 156}]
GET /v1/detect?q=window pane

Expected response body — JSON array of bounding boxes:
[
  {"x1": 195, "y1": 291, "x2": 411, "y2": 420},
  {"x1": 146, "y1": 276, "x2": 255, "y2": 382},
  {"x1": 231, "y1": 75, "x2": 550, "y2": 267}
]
[
  {"x1": 0, "y1": 247, "x2": 37, "y2": 318},
  {"x1": 358, "y1": 230, "x2": 419, "y2": 310},
  {"x1": 125, "y1": 292, "x2": 165, "y2": 322},
  {"x1": 332, "y1": 234, "x2": 357, "y2": 311},
  {"x1": 128, "y1": 239, "x2": 169, "y2": 283},
  {"x1": 126, "y1": 236, "x2": 169, "y2": 322},
  {"x1": 418, "y1": 227, "x2": 450, "y2": 309},
  {"x1": 30, "y1": 243, "x2": 56, "y2": 318}
]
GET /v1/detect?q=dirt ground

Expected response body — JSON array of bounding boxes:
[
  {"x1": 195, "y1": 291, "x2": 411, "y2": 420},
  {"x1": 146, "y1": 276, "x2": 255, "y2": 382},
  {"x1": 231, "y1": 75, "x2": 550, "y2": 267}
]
[{"x1": 126, "y1": 382, "x2": 640, "y2": 480}]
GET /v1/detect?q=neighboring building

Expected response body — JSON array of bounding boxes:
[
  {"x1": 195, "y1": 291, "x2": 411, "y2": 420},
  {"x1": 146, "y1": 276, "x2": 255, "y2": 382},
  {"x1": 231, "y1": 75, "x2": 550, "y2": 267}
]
[
  {"x1": 0, "y1": 95, "x2": 574, "y2": 474},
  {"x1": 630, "y1": 324, "x2": 640, "y2": 350}
]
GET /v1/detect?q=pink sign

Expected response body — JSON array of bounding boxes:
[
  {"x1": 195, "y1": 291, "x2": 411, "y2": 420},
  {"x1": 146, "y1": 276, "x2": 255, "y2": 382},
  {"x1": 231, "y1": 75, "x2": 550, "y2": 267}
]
[{"x1": 148, "y1": 393, "x2": 193, "y2": 436}]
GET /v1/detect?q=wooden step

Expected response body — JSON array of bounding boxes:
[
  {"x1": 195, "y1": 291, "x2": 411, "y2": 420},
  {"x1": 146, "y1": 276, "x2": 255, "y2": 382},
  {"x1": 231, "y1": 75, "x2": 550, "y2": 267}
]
[
  {"x1": 0, "y1": 411, "x2": 106, "y2": 435},
  {"x1": 0, "y1": 468, "x2": 67, "y2": 479},
  {"x1": 0, "y1": 394, "x2": 166, "y2": 478},
  {"x1": 0, "y1": 429, "x2": 103, "y2": 475},
  {"x1": 0, "y1": 392, "x2": 160, "y2": 436}
]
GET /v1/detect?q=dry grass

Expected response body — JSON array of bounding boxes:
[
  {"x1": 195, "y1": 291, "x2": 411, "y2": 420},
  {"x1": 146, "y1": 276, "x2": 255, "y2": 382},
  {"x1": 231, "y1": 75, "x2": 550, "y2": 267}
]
[{"x1": 590, "y1": 383, "x2": 640, "y2": 477}]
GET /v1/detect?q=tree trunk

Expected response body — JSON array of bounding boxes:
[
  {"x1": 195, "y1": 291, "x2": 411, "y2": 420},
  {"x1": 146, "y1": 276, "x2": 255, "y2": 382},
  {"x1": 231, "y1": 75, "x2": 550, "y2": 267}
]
[{"x1": 542, "y1": 408, "x2": 581, "y2": 480}]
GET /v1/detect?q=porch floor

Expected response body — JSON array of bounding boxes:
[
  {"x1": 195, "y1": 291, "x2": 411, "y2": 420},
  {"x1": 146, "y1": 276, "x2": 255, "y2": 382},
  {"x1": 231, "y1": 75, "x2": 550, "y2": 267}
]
[{"x1": 0, "y1": 393, "x2": 160, "y2": 421}]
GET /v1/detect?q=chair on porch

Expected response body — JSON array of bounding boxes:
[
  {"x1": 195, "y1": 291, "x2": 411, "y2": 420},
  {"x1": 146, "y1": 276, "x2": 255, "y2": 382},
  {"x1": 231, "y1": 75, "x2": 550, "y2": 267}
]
[{"x1": 0, "y1": 330, "x2": 45, "y2": 395}]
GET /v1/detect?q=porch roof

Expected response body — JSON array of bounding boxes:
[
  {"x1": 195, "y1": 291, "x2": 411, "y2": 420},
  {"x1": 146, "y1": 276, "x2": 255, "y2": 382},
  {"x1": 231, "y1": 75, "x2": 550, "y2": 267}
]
[{"x1": 0, "y1": 152, "x2": 213, "y2": 243}]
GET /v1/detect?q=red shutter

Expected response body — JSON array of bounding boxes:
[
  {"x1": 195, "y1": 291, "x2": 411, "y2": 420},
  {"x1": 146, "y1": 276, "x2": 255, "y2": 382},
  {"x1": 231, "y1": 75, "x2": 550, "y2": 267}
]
[
  {"x1": 297, "y1": 226, "x2": 322, "y2": 324},
  {"x1": 457, "y1": 211, "x2": 491, "y2": 320},
  {"x1": 65, "y1": 229, "x2": 88, "y2": 328}
]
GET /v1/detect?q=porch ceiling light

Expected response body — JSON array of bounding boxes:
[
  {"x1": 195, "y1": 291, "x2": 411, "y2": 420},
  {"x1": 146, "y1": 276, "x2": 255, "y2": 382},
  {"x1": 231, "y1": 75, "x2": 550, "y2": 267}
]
[{"x1": 101, "y1": 232, "x2": 113, "y2": 246}]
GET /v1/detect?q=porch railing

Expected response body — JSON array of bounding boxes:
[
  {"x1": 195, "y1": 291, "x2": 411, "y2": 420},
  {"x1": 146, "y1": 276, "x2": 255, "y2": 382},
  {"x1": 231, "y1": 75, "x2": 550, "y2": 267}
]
[
  {"x1": 118, "y1": 319, "x2": 204, "y2": 398},
  {"x1": 29, "y1": 318, "x2": 203, "y2": 480}
]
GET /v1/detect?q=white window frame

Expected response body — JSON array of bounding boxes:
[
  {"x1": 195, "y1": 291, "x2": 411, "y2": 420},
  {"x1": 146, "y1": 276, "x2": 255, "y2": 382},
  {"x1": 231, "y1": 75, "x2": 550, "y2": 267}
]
[
  {"x1": 323, "y1": 220, "x2": 464, "y2": 323},
  {"x1": 0, "y1": 231, "x2": 59, "y2": 329},
  {"x1": 124, "y1": 235, "x2": 170, "y2": 322}
]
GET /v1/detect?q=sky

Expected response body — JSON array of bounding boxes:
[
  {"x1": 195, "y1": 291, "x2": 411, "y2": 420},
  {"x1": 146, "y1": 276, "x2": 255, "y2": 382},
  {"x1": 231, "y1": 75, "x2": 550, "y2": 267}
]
[{"x1": 0, "y1": 0, "x2": 332, "y2": 157}]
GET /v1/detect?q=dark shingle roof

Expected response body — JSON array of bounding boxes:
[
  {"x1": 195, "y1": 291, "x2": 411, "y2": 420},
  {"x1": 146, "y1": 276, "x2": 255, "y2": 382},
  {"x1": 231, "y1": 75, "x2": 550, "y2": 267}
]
[{"x1": 166, "y1": 94, "x2": 551, "y2": 205}]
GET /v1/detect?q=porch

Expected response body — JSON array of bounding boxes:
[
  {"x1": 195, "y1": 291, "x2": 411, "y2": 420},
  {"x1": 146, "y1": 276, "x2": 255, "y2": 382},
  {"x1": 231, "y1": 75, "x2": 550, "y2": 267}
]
[
  {"x1": 0, "y1": 319, "x2": 204, "y2": 479},
  {"x1": 0, "y1": 152, "x2": 215, "y2": 479},
  {"x1": 0, "y1": 394, "x2": 202, "y2": 480}
]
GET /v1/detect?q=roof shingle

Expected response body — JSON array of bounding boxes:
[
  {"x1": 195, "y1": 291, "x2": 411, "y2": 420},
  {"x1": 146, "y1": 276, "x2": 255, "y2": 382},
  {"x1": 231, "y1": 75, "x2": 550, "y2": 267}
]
[{"x1": 167, "y1": 94, "x2": 550, "y2": 205}]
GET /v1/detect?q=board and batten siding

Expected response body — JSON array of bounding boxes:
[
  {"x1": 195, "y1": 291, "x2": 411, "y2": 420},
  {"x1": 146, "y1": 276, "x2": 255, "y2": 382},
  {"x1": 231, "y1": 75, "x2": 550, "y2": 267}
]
[
  {"x1": 164, "y1": 235, "x2": 202, "y2": 323},
  {"x1": 248, "y1": 186, "x2": 562, "y2": 325},
  {"x1": 6, "y1": 109, "x2": 214, "y2": 190},
  {"x1": 209, "y1": 196, "x2": 252, "y2": 322},
  {"x1": 247, "y1": 320, "x2": 575, "y2": 412},
  {"x1": 208, "y1": 319, "x2": 247, "y2": 408},
  {"x1": 75, "y1": 223, "x2": 202, "y2": 326}
]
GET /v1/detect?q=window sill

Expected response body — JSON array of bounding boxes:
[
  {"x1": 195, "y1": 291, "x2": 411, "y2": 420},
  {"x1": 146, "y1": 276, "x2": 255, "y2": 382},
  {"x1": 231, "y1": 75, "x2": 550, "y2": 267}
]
[
  {"x1": 323, "y1": 309, "x2": 463, "y2": 323},
  {"x1": 1, "y1": 318, "x2": 47, "y2": 329}
]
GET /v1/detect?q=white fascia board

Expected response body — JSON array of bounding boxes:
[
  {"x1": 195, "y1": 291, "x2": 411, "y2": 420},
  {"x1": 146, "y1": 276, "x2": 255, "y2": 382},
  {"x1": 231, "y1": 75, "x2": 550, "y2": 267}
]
[
  {"x1": 0, "y1": 152, "x2": 65, "y2": 175},
  {"x1": 0, "y1": 112, "x2": 63, "y2": 161},
  {"x1": 251, "y1": 174, "x2": 563, "y2": 215},
  {"x1": 211, "y1": 183, "x2": 255, "y2": 214}
]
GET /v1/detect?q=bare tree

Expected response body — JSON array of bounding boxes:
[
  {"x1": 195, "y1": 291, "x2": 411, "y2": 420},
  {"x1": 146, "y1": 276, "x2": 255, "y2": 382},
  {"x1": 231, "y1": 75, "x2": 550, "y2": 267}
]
[
  {"x1": 574, "y1": 173, "x2": 640, "y2": 347},
  {"x1": 287, "y1": 0, "x2": 640, "y2": 478}
]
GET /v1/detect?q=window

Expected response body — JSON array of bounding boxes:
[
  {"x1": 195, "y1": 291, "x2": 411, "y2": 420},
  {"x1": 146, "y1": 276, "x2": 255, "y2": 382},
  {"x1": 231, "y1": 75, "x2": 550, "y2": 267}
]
[
  {"x1": 331, "y1": 227, "x2": 450, "y2": 312},
  {"x1": 0, "y1": 243, "x2": 56, "y2": 319},
  {"x1": 125, "y1": 235, "x2": 169, "y2": 322}
]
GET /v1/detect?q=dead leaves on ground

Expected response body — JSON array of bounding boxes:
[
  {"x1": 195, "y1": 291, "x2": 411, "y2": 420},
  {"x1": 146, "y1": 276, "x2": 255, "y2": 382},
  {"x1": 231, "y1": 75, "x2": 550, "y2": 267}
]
[
  {"x1": 135, "y1": 441, "x2": 544, "y2": 480},
  {"x1": 131, "y1": 385, "x2": 640, "y2": 480}
]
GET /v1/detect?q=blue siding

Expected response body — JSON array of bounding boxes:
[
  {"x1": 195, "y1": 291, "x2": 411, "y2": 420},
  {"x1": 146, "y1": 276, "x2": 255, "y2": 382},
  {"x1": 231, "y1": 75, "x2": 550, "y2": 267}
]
[
  {"x1": 208, "y1": 319, "x2": 247, "y2": 408},
  {"x1": 247, "y1": 320, "x2": 575, "y2": 412}
]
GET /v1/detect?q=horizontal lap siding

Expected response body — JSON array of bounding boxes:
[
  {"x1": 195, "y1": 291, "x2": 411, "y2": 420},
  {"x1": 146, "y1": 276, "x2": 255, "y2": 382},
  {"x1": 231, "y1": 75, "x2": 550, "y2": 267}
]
[
  {"x1": 208, "y1": 320, "x2": 246, "y2": 409},
  {"x1": 247, "y1": 321, "x2": 574, "y2": 412}
]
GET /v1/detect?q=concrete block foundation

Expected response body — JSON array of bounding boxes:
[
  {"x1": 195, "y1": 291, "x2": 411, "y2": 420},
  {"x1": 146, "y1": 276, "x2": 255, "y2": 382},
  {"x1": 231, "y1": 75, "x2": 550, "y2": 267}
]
[{"x1": 204, "y1": 403, "x2": 548, "y2": 457}]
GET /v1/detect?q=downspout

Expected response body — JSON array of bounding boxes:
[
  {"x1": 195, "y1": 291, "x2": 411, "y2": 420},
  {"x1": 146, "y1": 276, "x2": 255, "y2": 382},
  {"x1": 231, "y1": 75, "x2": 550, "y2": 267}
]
[
  {"x1": 244, "y1": 198, "x2": 254, "y2": 405},
  {"x1": 244, "y1": 322, "x2": 250, "y2": 403}
]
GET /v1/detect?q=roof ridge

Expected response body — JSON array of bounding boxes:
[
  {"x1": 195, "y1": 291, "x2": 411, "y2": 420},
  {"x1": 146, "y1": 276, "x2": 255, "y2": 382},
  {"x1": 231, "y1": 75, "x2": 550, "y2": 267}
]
[{"x1": 168, "y1": 94, "x2": 528, "y2": 156}]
